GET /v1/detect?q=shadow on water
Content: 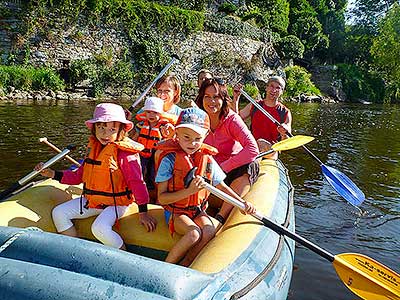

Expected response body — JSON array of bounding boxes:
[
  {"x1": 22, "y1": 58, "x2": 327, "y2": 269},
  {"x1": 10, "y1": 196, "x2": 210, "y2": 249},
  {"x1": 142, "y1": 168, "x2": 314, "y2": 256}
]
[{"x1": 0, "y1": 100, "x2": 399, "y2": 299}]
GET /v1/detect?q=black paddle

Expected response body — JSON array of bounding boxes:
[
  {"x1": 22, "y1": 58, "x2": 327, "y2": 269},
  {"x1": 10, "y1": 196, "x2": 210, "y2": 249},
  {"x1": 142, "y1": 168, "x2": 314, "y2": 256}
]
[
  {"x1": 0, "y1": 145, "x2": 76, "y2": 201},
  {"x1": 184, "y1": 167, "x2": 400, "y2": 300},
  {"x1": 240, "y1": 90, "x2": 365, "y2": 207}
]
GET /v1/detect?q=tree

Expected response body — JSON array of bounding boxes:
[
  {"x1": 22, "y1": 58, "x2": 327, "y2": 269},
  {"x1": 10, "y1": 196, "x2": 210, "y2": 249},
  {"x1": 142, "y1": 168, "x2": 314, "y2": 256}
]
[
  {"x1": 288, "y1": 0, "x2": 329, "y2": 57},
  {"x1": 348, "y1": 0, "x2": 396, "y2": 32},
  {"x1": 244, "y1": 0, "x2": 290, "y2": 34},
  {"x1": 370, "y1": 3, "x2": 400, "y2": 102}
]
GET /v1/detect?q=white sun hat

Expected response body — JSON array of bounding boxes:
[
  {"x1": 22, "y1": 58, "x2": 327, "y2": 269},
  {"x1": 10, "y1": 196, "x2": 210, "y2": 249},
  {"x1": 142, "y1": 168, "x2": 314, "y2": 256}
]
[{"x1": 143, "y1": 97, "x2": 164, "y2": 114}]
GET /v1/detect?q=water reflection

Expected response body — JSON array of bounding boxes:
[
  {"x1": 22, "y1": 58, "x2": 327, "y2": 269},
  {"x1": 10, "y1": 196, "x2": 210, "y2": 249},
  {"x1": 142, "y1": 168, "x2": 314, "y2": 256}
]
[{"x1": 0, "y1": 101, "x2": 399, "y2": 299}]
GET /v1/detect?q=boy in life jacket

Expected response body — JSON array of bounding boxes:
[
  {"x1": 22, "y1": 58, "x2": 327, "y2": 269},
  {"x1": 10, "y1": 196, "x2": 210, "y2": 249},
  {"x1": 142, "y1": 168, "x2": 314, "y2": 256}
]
[
  {"x1": 35, "y1": 103, "x2": 157, "y2": 250},
  {"x1": 132, "y1": 97, "x2": 177, "y2": 192},
  {"x1": 155, "y1": 107, "x2": 256, "y2": 266}
]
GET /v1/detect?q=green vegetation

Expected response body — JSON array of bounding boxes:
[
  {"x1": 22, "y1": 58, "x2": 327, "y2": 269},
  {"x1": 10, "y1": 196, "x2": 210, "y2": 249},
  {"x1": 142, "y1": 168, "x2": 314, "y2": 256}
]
[
  {"x1": 0, "y1": 65, "x2": 65, "y2": 91},
  {"x1": 336, "y1": 64, "x2": 384, "y2": 103},
  {"x1": 276, "y1": 35, "x2": 305, "y2": 59},
  {"x1": 370, "y1": 4, "x2": 400, "y2": 102},
  {"x1": 1, "y1": 0, "x2": 398, "y2": 102},
  {"x1": 283, "y1": 66, "x2": 320, "y2": 98}
]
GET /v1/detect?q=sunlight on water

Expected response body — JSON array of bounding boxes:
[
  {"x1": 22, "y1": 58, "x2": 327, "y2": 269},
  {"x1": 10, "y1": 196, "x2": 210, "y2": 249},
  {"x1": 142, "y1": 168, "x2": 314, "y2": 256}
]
[{"x1": 0, "y1": 101, "x2": 399, "y2": 300}]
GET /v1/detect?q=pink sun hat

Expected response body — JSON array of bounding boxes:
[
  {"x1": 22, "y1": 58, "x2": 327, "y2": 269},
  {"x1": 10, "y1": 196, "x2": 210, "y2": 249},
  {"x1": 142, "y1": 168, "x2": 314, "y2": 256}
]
[{"x1": 85, "y1": 103, "x2": 133, "y2": 132}]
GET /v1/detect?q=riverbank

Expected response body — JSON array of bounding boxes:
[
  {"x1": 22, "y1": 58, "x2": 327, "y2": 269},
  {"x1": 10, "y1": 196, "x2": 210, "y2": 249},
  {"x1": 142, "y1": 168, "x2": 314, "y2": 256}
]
[{"x1": 0, "y1": 87, "x2": 338, "y2": 103}]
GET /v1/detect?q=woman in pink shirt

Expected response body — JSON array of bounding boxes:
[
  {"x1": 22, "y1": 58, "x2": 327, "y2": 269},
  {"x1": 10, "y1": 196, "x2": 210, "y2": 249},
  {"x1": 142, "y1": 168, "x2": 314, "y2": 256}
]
[{"x1": 195, "y1": 78, "x2": 260, "y2": 225}]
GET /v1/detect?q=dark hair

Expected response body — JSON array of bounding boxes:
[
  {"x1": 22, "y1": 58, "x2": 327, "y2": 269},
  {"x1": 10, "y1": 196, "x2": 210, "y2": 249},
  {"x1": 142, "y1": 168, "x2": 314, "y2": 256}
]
[{"x1": 195, "y1": 78, "x2": 230, "y2": 120}]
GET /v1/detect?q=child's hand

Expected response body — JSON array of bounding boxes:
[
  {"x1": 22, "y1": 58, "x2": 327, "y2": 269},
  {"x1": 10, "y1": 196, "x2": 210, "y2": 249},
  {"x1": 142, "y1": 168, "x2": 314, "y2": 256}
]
[
  {"x1": 34, "y1": 162, "x2": 55, "y2": 178},
  {"x1": 139, "y1": 212, "x2": 157, "y2": 232},
  {"x1": 240, "y1": 201, "x2": 256, "y2": 215},
  {"x1": 186, "y1": 175, "x2": 206, "y2": 194},
  {"x1": 160, "y1": 123, "x2": 175, "y2": 139}
]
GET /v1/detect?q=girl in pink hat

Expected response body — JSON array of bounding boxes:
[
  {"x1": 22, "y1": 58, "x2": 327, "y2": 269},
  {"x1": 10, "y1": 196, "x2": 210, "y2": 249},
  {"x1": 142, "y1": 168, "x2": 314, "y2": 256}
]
[{"x1": 35, "y1": 102, "x2": 157, "y2": 250}]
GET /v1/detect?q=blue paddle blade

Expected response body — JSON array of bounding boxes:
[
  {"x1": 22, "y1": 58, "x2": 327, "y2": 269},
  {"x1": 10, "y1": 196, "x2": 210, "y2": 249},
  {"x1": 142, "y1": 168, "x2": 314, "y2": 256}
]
[{"x1": 321, "y1": 164, "x2": 365, "y2": 207}]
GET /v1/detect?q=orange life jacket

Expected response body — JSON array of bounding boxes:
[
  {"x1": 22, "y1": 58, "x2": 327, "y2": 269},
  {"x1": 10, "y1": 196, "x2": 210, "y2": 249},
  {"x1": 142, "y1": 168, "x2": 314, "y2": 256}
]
[
  {"x1": 135, "y1": 112, "x2": 177, "y2": 158},
  {"x1": 82, "y1": 136, "x2": 144, "y2": 208},
  {"x1": 155, "y1": 139, "x2": 218, "y2": 215}
]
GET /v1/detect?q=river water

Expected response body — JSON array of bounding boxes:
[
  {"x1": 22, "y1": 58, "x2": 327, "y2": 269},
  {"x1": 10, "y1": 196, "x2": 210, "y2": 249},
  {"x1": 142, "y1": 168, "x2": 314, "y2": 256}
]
[{"x1": 0, "y1": 100, "x2": 399, "y2": 299}]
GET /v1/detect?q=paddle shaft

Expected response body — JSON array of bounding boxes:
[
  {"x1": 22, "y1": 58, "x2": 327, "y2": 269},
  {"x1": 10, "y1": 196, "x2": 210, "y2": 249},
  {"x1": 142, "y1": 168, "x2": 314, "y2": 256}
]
[
  {"x1": 240, "y1": 90, "x2": 323, "y2": 165},
  {"x1": 0, "y1": 146, "x2": 75, "y2": 201},
  {"x1": 39, "y1": 137, "x2": 81, "y2": 167},
  {"x1": 202, "y1": 181, "x2": 334, "y2": 261},
  {"x1": 256, "y1": 149, "x2": 274, "y2": 159},
  {"x1": 128, "y1": 55, "x2": 179, "y2": 112},
  {"x1": 203, "y1": 181, "x2": 398, "y2": 299}
]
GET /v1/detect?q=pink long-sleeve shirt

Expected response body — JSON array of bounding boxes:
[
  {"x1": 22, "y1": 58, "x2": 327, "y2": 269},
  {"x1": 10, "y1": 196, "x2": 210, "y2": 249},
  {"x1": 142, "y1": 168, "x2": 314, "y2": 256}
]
[
  {"x1": 204, "y1": 110, "x2": 259, "y2": 173},
  {"x1": 60, "y1": 151, "x2": 149, "y2": 206}
]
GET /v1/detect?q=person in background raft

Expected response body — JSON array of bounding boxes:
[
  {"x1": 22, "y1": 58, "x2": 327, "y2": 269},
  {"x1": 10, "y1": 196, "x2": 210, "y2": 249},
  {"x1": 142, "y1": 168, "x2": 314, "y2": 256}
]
[
  {"x1": 154, "y1": 107, "x2": 256, "y2": 266},
  {"x1": 197, "y1": 69, "x2": 213, "y2": 88},
  {"x1": 233, "y1": 76, "x2": 292, "y2": 160},
  {"x1": 35, "y1": 103, "x2": 157, "y2": 250},
  {"x1": 195, "y1": 78, "x2": 259, "y2": 227},
  {"x1": 132, "y1": 97, "x2": 177, "y2": 193}
]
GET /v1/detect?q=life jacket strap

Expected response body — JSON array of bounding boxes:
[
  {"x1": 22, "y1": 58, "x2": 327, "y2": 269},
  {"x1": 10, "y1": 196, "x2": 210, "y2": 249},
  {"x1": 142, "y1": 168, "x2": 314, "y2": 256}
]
[
  {"x1": 83, "y1": 187, "x2": 132, "y2": 199},
  {"x1": 84, "y1": 158, "x2": 101, "y2": 165}
]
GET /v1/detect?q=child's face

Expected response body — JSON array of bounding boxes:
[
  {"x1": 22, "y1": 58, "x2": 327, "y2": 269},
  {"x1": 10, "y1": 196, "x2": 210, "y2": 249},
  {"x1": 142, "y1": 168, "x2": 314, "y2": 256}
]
[
  {"x1": 176, "y1": 127, "x2": 206, "y2": 155},
  {"x1": 145, "y1": 110, "x2": 161, "y2": 123},
  {"x1": 157, "y1": 81, "x2": 176, "y2": 111},
  {"x1": 94, "y1": 121, "x2": 121, "y2": 145}
]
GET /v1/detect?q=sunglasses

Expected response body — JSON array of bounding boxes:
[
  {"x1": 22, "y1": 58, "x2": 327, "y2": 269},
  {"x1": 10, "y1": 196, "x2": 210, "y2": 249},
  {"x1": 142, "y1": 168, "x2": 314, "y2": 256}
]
[{"x1": 204, "y1": 77, "x2": 225, "y2": 85}]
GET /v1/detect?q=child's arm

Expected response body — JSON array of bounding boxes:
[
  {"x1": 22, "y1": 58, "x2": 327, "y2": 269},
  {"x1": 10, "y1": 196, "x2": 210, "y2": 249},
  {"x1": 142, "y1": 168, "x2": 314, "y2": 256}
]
[
  {"x1": 119, "y1": 152, "x2": 157, "y2": 231},
  {"x1": 34, "y1": 162, "x2": 83, "y2": 184},
  {"x1": 157, "y1": 176, "x2": 205, "y2": 205},
  {"x1": 215, "y1": 181, "x2": 256, "y2": 215},
  {"x1": 34, "y1": 162, "x2": 55, "y2": 178},
  {"x1": 131, "y1": 123, "x2": 141, "y2": 141}
]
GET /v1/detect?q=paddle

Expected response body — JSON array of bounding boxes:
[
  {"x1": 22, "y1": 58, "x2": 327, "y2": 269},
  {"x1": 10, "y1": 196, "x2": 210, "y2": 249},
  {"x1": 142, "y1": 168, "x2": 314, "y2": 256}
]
[
  {"x1": 184, "y1": 168, "x2": 400, "y2": 300},
  {"x1": 128, "y1": 54, "x2": 180, "y2": 112},
  {"x1": 256, "y1": 135, "x2": 315, "y2": 159},
  {"x1": 39, "y1": 137, "x2": 81, "y2": 167},
  {"x1": 0, "y1": 145, "x2": 76, "y2": 201},
  {"x1": 240, "y1": 90, "x2": 365, "y2": 207}
]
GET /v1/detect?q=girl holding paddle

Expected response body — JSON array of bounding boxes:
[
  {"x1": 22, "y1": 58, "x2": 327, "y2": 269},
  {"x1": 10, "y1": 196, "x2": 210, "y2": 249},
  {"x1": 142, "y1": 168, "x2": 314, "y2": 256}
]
[
  {"x1": 233, "y1": 76, "x2": 292, "y2": 159},
  {"x1": 35, "y1": 103, "x2": 157, "y2": 249},
  {"x1": 195, "y1": 78, "x2": 260, "y2": 226}
]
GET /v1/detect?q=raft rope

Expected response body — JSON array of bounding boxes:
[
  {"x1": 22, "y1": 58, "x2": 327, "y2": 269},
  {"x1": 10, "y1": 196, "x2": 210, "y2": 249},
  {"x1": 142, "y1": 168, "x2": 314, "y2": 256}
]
[
  {"x1": 0, "y1": 227, "x2": 42, "y2": 255},
  {"x1": 229, "y1": 160, "x2": 294, "y2": 300}
]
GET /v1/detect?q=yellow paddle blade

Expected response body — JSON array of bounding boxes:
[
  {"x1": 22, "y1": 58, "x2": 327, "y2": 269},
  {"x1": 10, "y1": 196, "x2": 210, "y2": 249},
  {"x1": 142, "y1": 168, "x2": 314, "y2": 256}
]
[
  {"x1": 333, "y1": 253, "x2": 400, "y2": 300},
  {"x1": 271, "y1": 135, "x2": 315, "y2": 152}
]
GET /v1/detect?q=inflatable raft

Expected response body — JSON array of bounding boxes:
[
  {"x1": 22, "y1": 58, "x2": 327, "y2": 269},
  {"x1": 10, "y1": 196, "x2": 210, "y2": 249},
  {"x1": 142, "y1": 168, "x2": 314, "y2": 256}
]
[{"x1": 0, "y1": 159, "x2": 295, "y2": 300}]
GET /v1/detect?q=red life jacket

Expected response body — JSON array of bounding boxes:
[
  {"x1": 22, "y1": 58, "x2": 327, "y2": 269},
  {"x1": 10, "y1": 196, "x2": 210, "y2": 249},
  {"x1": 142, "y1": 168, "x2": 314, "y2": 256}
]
[
  {"x1": 155, "y1": 139, "x2": 218, "y2": 215},
  {"x1": 82, "y1": 136, "x2": 143, "y2": 208},
  {"x1": 135, "y1": 112, "x2": 177, "y2": 158},
  {"x1": 250, "y1": 101, "x2": 289, "y2": 143}
]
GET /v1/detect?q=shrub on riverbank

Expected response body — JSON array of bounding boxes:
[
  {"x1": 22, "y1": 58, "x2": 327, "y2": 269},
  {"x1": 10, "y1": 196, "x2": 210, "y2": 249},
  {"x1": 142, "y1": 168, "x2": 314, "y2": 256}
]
[
  {"x1": 0, "y1": 65, "x2": 65, "y2": 91},
  {"x1": 283, "y1": 65, "x2": 320, "y2": 98},
  {"x1": 336, "y1": 63, "x2": 385, "y2": 103}
]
